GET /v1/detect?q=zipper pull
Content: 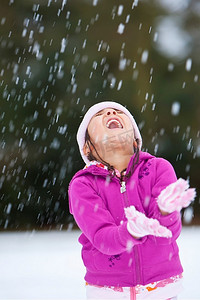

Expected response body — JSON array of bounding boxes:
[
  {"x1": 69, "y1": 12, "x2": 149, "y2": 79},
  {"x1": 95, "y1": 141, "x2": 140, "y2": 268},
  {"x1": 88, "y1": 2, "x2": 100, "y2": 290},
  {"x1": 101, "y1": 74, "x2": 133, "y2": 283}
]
[{"x1": 120, "y1": 181, "x2": 126, "y2": 193}]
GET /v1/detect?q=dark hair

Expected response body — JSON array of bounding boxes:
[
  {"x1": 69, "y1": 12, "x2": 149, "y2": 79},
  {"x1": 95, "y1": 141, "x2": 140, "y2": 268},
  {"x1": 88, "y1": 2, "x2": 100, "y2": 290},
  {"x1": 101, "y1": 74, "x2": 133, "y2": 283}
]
[{"x1": 85, "y1": 129, "x2": 140, "y2": 182}]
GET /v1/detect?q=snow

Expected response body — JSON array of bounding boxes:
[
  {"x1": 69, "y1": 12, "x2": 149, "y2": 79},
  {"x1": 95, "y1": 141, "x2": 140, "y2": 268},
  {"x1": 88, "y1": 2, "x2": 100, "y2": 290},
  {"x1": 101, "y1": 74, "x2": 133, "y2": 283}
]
[
  {"x1": 185, "y1": 58, "x2": 192, "y2": 72},
  {"x1": 141, "y1": 50, "x2": 149, "y2": 64},
  {"x1": 92, "y1": 0, "x2": 98, "y2": 6},
  {"x1": 0, "y1": 227, "x2": 200, "y2": 299},
  {"x1": 117, "y1": 23, "x2": 125, "y2": 35},
  {"x1": 171, "y1": 102, "x2": 181, "y2": 116},
  {"x1": 117, "y1": 5, "x2": 124, "y2": 16}
]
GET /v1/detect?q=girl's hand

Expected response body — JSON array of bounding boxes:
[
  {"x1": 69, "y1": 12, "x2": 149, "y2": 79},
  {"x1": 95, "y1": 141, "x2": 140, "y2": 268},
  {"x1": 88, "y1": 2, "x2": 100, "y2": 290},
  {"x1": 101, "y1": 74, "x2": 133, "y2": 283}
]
[
  {"x1": 124, "y1": 206, "x2": 172, "y2": 239},
  {"x1": 157, "y1": 178, "x2": 196, "y2": 214}
]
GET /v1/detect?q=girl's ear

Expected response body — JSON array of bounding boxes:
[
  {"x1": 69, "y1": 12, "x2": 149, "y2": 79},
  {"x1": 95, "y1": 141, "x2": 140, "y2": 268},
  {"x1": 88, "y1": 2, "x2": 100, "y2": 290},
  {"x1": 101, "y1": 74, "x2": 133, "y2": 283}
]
[
  {"x1": 83, "y1": 142, "x2": 94, "y2": 157},
  {"x1": 83, "y1": 143, "x2": 90, "y2": 156},
  {"x1": 133, "y1": 139, "x2": 137, "y2": 149}
]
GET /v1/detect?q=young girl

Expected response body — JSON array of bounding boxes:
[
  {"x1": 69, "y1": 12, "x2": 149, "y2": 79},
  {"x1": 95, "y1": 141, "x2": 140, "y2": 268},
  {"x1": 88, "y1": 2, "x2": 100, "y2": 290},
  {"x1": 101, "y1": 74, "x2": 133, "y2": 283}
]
[{"x1": 68, "y1": 101, "x2": 196, "y2": 300}]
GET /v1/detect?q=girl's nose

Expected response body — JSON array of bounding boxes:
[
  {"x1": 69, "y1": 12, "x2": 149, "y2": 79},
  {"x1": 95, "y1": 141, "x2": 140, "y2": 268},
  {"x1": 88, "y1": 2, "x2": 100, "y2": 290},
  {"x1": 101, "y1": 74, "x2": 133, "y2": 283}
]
[{"x1": 106, "y1": 109, "x2": 116, "y2": 116}]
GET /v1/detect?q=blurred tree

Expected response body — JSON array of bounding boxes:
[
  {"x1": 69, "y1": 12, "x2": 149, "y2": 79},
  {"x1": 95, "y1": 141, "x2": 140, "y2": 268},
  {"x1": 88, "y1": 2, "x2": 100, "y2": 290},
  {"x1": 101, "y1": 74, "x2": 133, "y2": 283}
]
[{"x1": 0, "y1": 0, "x2": 199, "y2": 230}]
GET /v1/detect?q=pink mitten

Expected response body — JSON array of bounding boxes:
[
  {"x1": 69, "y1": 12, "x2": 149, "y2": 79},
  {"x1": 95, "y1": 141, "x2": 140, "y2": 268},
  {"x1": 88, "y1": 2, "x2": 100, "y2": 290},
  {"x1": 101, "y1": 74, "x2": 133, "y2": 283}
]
[
  {"x1": 157, "y1": 178, "x2": 196, "y2": 213},
  {"x1": 124, "y1": 206, "x2": 172, "y2": 238}
]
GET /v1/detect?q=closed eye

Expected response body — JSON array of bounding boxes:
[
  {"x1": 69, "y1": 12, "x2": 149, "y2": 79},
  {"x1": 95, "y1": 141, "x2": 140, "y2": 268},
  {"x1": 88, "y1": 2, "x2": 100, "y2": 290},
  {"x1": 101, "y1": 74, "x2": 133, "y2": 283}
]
[
  {"x1": 95, "y1": 112, "x2": 103, "y2": 117},
  {"x1": 115, "y1": 110, "x2": 124, "y2": 114}
]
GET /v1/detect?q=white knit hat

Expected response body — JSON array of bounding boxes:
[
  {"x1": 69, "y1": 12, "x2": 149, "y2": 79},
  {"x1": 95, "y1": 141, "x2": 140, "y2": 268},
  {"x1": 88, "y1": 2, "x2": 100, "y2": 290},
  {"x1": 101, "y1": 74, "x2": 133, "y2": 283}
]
[{"x1": 77, "y1": 101, "x2": 142, "y2": 164}]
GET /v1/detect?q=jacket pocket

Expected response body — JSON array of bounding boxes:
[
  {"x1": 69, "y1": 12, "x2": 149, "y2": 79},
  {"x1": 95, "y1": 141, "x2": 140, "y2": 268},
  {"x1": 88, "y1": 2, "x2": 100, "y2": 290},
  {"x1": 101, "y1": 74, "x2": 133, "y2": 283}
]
[
  {"x1": 93, "y1": 249, "x2": 132, "y2": 273},
  {"x1": 141, "y1": 239, "x2": 175, "y2": 266}
]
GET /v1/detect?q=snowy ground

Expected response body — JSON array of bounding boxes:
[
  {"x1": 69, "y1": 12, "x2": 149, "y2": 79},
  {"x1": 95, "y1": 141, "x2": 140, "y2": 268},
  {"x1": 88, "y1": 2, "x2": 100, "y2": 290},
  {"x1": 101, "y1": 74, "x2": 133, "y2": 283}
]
[{"x1": 0, "y1": 227, "x2": 199, "y2": 300}]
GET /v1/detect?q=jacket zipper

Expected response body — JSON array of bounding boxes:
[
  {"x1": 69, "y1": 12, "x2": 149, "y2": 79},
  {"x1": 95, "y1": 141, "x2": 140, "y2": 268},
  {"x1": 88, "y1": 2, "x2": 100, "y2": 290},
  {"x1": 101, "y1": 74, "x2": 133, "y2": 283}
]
[
  {"x1": 120, "y1": 179, "x2": 142, "y2": 285},
  {"x1": 134, "y1": 246, "x2": 141, "y2": 284},
  {"x1": 120, "y1": 180, "x2": 129, "y2": 207}
]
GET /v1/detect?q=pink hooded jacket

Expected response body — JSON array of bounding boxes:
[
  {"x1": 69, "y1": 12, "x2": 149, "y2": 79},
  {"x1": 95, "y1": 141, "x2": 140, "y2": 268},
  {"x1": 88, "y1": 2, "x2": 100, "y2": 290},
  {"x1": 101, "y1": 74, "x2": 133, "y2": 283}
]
[{"x1": 68, "y1": 152, "x2": 183, "y2": 287}]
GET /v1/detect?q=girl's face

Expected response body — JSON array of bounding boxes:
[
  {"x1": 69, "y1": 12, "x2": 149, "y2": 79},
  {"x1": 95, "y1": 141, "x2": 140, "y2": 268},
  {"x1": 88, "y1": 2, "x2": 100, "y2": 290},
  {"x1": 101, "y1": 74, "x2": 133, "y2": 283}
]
[{"x1": 84, "y1": 108, "x2": 135, "y2": 157}]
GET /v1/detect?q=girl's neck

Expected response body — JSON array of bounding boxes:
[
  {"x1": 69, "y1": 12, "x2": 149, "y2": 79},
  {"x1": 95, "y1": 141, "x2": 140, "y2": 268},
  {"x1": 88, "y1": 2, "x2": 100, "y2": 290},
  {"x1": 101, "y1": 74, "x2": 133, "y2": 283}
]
[{"x1": 102, "y1": 152, "x2": 133, "y2": 173}]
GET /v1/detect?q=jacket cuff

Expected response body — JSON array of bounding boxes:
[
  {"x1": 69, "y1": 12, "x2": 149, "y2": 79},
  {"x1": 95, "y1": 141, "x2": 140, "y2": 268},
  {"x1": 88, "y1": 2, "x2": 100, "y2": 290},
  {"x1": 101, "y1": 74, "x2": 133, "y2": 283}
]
[
  {"x1": 118, "y1": 221, "x2": 147, "y2": 250},
  {"x1": 150, "y1": 207, "x2": 181, "y2": 245},
  {"x1": 153, "y1": 206, "x2": 181, "y2": 226}
]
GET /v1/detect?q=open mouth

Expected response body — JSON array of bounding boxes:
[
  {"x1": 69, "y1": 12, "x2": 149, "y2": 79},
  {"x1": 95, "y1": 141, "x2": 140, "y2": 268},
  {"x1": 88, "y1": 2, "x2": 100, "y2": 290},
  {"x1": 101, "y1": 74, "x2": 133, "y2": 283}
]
[{"x1": 106, "y1": 118, "x2": 123, "y2": 129}]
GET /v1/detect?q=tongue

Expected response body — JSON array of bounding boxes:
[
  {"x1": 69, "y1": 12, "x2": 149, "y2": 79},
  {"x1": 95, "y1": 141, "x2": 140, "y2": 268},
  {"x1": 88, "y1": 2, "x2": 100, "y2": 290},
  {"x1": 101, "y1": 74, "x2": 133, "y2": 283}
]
[{"x1": 109, "y1": 122, "x2": 119, "y2": 129}]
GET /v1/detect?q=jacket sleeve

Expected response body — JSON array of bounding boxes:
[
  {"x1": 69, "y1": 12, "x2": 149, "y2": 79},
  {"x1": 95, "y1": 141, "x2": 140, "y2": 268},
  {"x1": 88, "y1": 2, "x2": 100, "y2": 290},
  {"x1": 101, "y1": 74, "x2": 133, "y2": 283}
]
[
  {"x1": 68, "y1": 176, "x2": 147, "y2": 255},
  {"x1": 147, "y1": 158, "x2": 182, "y2": 245}
]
